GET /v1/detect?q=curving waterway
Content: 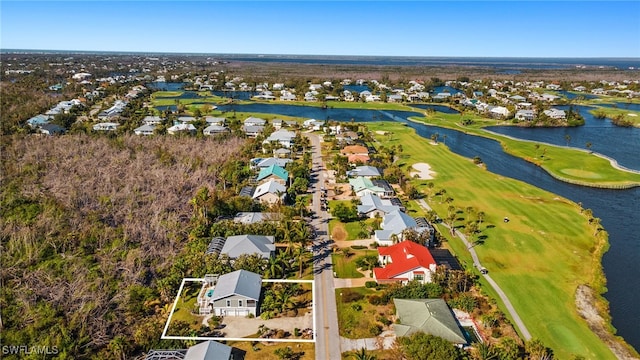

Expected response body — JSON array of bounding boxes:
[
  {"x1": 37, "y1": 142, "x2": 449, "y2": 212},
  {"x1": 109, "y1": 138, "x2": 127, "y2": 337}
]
[{"x1": 218, "y1": 102, "x2": 639, "y2": 351}]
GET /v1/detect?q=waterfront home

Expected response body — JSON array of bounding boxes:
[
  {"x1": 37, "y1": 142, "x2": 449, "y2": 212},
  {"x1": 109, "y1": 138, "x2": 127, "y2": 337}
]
[
  {"x1": 207, "y1": 270, "x2": 262, "y2": 317},
  {"x1": 489, "y1": 106, "x2": 510, "y2": 119},
  {"x1": 256, "y1": 164, "x2": 289, "y2": 185},
  {"x1": 393, "y1": 299, "x2": 467, "y2": 344},
  {"x1": 374, "y1": 240, "x2": 437, "y2": 284},
  {"x1": 280, "y1": 92, "x2": 297, "y2": 101},
  {"x1": 134, "y1": 124, "x2": 156, "y2": 136},
  {"x1": 93, "y1": 122, "x2": 119, "y2": 131},
  {"x1": 573, "y1": 86, "x2": 587, "y2": 92},
  {"x1": 303, "y1": 118, "x2": 324, "y2": 130},
  {"x1": 177, "y1": 116, "x2": 196, "y2": 123},
  {"x1": 218, "y1": 235, "x2": 275, "y2": 259},
  {"x1": 515, "y1": 109, "x2": 536, "y2": 121},
  {"x1": 543, "y1": 108, "x2": 567, "y2": 120},
  {"x1": 252, "y1": 180, "x2": 287, "y2": 205}
]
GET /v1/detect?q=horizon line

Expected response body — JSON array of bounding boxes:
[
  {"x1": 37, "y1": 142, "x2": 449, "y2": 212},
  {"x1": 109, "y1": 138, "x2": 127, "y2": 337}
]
[{"x1": 1, "y1": 48, "x2": 639, "y2": 60}]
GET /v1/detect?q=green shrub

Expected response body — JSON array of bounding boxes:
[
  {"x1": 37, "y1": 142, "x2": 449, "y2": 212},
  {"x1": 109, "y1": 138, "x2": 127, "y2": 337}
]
[
  {"x1": 351, "y1": 303, "x2": 362, "y2": 311},
  {"x1": 365, "y1": 281, "x2": 378, "y2": 288},
  {"x1": 341, "y1": 289, "x2": 364, "y2": 303}
]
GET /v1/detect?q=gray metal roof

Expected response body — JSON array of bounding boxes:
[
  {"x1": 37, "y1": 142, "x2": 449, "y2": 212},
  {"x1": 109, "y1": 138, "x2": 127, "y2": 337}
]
[
  {"x1": 221, "y1": 235, "x2": 275, "y2": 259},
  {"x1": 184, "y1": 340, "x2": 232, "y2": 360},
  {"x1": 212, "y1": 270, "x2": 262, "y2": 302}
]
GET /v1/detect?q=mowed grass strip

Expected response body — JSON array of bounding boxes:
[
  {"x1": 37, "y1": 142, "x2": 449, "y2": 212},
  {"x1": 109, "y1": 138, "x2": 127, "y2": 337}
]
[
  {"x1": 368, "y1": 122, "x2": 615, "y2": 359},
  {"x1": 406, "y1": 113, "x2": 640, "y2": 187}
]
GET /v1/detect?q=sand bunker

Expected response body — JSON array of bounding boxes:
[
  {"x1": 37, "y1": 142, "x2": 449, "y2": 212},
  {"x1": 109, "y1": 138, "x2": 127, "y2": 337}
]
[
  {"x1": 410, "y1": 163, "x2": 436, "y2": 180},
  {"x1": 627, "y1": 113, "x2": 637, "y2": 117}
]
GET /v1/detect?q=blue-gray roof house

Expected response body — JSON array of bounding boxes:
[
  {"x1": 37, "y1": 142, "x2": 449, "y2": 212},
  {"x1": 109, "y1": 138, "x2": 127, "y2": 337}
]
[{"x1": 208, "y1": 270, "x2": 262, "y2": 317}]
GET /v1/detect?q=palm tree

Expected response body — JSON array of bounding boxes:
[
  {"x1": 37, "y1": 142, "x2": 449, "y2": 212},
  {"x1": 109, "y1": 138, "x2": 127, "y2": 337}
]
[
  {"x1": 351, "y1": 347, "x2": 377, "y2": 360},
  {"x1": 564, "y1": 134, "x2": 571, "y2": 146},
  {"x1": 281, "y1": 220, "x2": 295, "y2": 255},
  {"x1": 474, "y1": 342, "x2": 498, "y2": 360},
  {"x1": 265, "y1": 256, "x2": 284, "y2": 279},
  {"x1": 586, "y1": 141, "x2": 593, "y2": 153}
]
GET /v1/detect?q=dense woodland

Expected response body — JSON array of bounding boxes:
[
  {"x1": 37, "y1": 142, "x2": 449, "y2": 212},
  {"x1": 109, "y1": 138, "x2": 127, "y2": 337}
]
[{"x1": 0, "y1": 134, "x2": 253, "y2": 358}]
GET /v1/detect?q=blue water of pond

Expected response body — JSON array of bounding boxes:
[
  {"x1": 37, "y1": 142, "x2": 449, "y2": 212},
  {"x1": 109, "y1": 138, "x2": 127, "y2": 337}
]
[
  {"x1": 557, "y1": 90, "x2": 598, "y2": 100},
  {"x1": 146, "y1": 82, "x2": 187, "y2": 91}
]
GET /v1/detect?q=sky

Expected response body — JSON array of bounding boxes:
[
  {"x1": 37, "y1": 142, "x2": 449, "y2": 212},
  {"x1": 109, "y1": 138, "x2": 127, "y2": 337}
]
[{"x1": 1, "y1": 1, "x2": 639, "y2": 57}]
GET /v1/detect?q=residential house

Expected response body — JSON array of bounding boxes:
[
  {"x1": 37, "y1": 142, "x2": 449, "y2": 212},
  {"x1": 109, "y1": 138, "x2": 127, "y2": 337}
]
[
  {"x1": 168, "y1": 123, "x2": 196, "y2": 135},
  {"x1": 93, "y1": 122, "x2": 119, "y2": 131},
  {"x1": 303, "y1": 118, "x2": 324, "y2": 130},
  {"x1": 203, "y1": 124, "x2": 229, "y2": 136},
  {"x1": 183, "y1": 341, "x2": 233, "y2": 360},
  {"x1": 233, "y1": 212, "x2": 281, "y2": 225},
  {"x1": 341, "y1": 145, "x2": 370, "y2": 163},
  {"x1": 374, "y1": 240, "x2": 437, "y2": 284},
  {"x1": 142, "y1": 116, "x2": 164, "y2": 125},
  {"x1": 27, "y1": 114, "x2": 51, "y2": 127},
  {"x1": 251, "y1": 157, "x2": 293, "y2": 170},
  {"x1": 543, "y1": 108, "x2": 567, "y2": 120},
  {"x1": 39, "y1": 123, "x2": 65, "y2": 136},
  {"x1": 242, "y1": 125, "x2": 265, "y2": 138},
  {"x1": 208, "y1": 270, "x2": 262, "y2": 317},
  {"x1": 274, "y1": 148, "x2": 291, "y2": 158},
  {"x1": 256, "y1": 164, "x2": 289, "y2": 185},
  {"x1": 177, "y1": 116, "x2": 196, "y2": 124},
  {"x1": 263, "y1": 129, "x2": 296, "y2": 149},
  {"x1": 349, "y1": 177, "x2": 387, "y2": 198},
  {"x1": 271, "y1": 119, "x2": 283, "y2": 130},
  {"x1": 374, "y1": 210, "x2": 421, "y2": 245},
  {"x1": 393, "y1": 299, "x2": 467, "y2": 344},
  {"x1": 489, "y1": 106, "x2": 510, "y2": 119},
  {"x1": 573, "y1": 86, "x2": 587, "y2": 92},
  {"x1": 252, "y1": 180, "x2": 286, "y2": 204},
  {"x1": 541, "y1": 93, "x2": 560, "y2": 102},
  {"x1": 280, "y1": 92, "x2": 297, "y2": 101},
  {"x1": 134, "y1": 124, "x2": 156, "y2": 136},
  {"x1": 220, "y1": 235, "x2": 275, "y2": 259},
  {"x1": 347, "y1": 166, "x2": 381, "y2": 178},
  {"x1": 244, "y1": 117, "x2": 267, "y2": 127},
  {"x1": 205, "y1": 117, "x2": 226, "y2": 126},
  {"x1": 356, "y1": 193, "x2": 400, "y2": 218},
  {"x1": 371, "y1": 179, "x2": 395, "y2": 198},
  {"x1": 515, "y1": 110, "x2": 536, "y2": 121}
]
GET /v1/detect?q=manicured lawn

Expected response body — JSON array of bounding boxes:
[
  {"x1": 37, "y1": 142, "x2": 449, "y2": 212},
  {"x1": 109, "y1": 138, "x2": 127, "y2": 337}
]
[
  {"x1": 589, "y1": 106, "x2": 640, "y2": 126},
  {"x1": 168, "y1": 281, "x2": 203, "y2": 332},
  {"x1": 367, "y1": 122, "x2": 616, "y2": 359},
  {"x1": 331, "y1": 249, "x2": 378, "y2": 278},
  {"x1": 405, "y1": 113, "x2": 640, "y2": 187},
  {"x1": 328, "y1": 219, "x2": 369, "y2": 241}
]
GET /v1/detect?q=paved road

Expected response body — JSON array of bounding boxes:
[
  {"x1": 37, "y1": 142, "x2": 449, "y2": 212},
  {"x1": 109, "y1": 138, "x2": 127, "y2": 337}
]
[
  {"x1": 306, "y1": 133, "x2": 342, "y2": 360},
  {"x1": 416, "y1": 199, "x2": 532, "y2": 341}
]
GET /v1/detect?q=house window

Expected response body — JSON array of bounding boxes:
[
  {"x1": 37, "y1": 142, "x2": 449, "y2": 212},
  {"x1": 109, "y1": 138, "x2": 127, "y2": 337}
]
[
  {"x1": 238, "y1": 300, "x2": 243, "y2": 307},
  {"x1": 247, "y1": 300, "x2": 256, "y2": 307},
  {"x1": 414, "y1": 273, "x2": 424, "y2": 281},
  {"x1": 226, "y1": 300, "x2": 231, "y2": 307}
]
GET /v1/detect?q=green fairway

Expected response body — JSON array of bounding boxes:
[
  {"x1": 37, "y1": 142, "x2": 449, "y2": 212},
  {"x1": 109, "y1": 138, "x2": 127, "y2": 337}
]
[
  {"x1": 404, "y1": 112, "x2": 640, "y2": 188},
  {"x1": 367, "y1": 122, "x2": 616, "y2": 359}
]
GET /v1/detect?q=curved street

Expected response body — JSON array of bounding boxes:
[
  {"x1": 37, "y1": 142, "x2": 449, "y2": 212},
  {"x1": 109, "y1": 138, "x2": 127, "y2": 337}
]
[{"x1": 416, "y1": 199, "x2": 532, "y2": 341}]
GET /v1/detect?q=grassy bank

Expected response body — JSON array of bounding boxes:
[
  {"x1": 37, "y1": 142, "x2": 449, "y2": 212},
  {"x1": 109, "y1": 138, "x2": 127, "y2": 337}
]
[
  {"x1": 367, "y1": 121, "x2": 616, "y2": 359},
  {"x1": 404, "y1": 112, "x2": 640, "y2": 188}
]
